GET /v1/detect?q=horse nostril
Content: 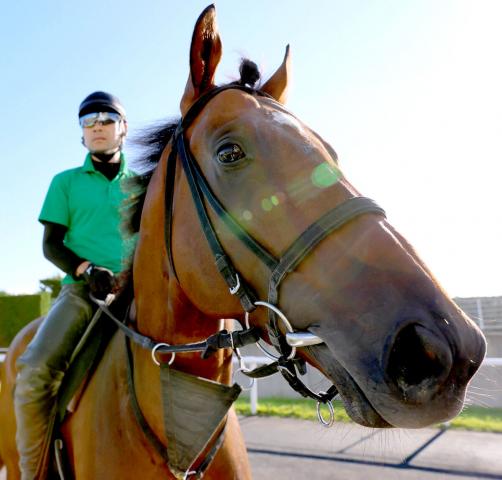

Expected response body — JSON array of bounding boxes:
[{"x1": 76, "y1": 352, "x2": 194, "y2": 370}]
[{"x1": 386, "y1": 323, "x2": 452, "y2": 402}]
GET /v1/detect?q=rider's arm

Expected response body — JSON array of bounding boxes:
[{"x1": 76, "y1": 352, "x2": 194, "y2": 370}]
[{"x1": 41, "y1": 221, "x2": 89, "y2": 279}]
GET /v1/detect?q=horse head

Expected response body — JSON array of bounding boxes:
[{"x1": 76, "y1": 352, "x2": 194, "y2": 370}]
[{"x1": 134, "y1": 5, "x2": 486, "y2": 430}]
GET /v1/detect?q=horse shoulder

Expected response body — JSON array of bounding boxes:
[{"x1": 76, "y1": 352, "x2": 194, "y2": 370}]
[{"x1": 0, "y1": 318, "x2": 43, "y2": 478}]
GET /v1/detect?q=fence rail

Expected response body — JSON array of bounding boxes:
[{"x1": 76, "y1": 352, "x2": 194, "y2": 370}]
[
  {"x1": 233, "y1": 355, "x2": 502, "y2": 413},
  {"x1": 0, "y1": 347, "x2": 8, "y2": 363},
  {"x1": 485, "y1": 357, "x2": 502, "y2": 366},
  {"x1": 1, "y1": 353, "x2": 500, "y2": 408}
]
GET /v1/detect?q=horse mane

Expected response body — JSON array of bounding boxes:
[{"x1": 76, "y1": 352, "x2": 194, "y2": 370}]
[
  {"x1": 123, "y1": 121, "x2": 179, "y2": 234},
  {"x1": 122, "y1": 58, "x2": 261, "y2": 235}
]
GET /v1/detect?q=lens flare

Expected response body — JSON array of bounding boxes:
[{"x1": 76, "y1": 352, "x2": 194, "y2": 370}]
[
  {"x1": 242, "y1": 210, "x2": 253, "y2": 221},
  {"x1": 261, "y1": 198, "x2": 273, "y2": 212},
  {"x1": 311, "y1": 163, "x2": 341, "y2": 188}
]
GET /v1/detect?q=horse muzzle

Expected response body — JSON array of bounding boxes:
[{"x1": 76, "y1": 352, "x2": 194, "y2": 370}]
[{"x1": 307, "y1": 308, "x2": 486, "y2": 428}]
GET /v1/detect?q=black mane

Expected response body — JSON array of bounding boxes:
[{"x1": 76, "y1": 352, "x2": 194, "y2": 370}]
[
  {"x1": 123, "y1": 59, "x2": 262, "y2": 234},
  {"x1": 123, "y1": 120, "x2": 179, "y2": 234}
]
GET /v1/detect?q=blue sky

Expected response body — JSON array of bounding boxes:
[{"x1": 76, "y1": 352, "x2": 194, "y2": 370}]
[{"x1": 1, "y1": 0, "x2": 501, "y2": 297}]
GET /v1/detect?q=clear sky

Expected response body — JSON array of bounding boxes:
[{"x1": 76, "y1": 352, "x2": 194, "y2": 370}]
[{"x1": 1, "y1": 0, "x2": 501, "y2": 298}]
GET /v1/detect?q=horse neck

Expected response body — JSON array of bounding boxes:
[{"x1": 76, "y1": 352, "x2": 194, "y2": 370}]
[
  {"x1": 136, "y1": 276, "x2": 232, "y2": 380},
  {"x1": 130, "y1": 156, "x2": 233, "y2": 442},
  {"x1": 132, "y1": 144, "x2": 232, "y2": 377},
  {"x1": 130, "y1": 280, "x2": 233, "y2": 447}
]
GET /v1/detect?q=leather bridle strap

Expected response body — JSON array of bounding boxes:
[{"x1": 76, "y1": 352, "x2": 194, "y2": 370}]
[
  {"x1": 181, "y1": 135, "x2": 278, "y2": 271},
  {"x1": 167, "y1": 84, "x2": 280, "y2": 313},
  {"x1": 266, "y1": 196, "x2": 386, "y2": 354},
  {"x1": 164, "y1": 139, "x2": 179, "y2": 280},
  {"x1": 91, "y1": 297, "x2": 261, "y2": 357},
  {"x1": 164, "y1": 83, "x2": 273, "y2": 282},
  {"x1": 175, "y1": 133, "x2": 264, "y2": 311}
]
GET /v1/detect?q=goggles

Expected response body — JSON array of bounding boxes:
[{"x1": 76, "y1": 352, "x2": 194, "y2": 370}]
[{"x1": 79, "y1": 111, "x2": 122, "y2": 128}]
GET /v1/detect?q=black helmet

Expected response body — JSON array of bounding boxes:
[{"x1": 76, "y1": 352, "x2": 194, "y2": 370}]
[{"x1": 78, "y1": 91, "x2": 126, "y2": 118}]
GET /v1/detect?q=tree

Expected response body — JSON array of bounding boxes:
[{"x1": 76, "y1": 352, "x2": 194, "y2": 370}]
[{"x1": 39, "y1": 275, "x2": 63, "y2": 299}]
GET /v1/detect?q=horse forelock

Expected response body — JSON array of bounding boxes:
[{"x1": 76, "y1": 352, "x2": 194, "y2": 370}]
[{"x1": 237, "y1": 58, "x2": 261, "y2": 88}]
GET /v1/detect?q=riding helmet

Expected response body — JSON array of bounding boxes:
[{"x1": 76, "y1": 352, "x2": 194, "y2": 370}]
[{"x1": 78, "y1": 91, "x2": 126, "y2": 118}]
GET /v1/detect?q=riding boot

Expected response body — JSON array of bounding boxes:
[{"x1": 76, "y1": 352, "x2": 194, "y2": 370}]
[
  {"x1": 14, "y1": 283, "x2": 95, "y2": 480},
  {"x1": 14, "y1": 364, "x2": 64, "y2": 480}
]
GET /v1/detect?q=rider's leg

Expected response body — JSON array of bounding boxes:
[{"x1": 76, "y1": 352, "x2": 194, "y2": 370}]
[{"x1": 14, "y1": 283, "x2": 95, "y2": 480}]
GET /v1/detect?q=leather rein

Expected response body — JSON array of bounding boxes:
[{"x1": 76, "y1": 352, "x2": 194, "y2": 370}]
[{"x1": 93, "y1": 84, "x2": 386, "y2": 477}]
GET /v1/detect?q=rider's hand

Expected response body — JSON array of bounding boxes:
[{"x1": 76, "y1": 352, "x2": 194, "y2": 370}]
[{"x1": 83, "y1": 264, "x2": 116, "y2": 300}]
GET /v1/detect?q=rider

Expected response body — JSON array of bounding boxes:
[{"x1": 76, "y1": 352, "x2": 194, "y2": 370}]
[{"x1": 14, "y1": 91, "x2": 136, "y2": 480}]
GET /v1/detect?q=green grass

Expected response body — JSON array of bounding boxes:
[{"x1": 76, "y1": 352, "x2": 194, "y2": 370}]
[{"x1": 235, "y1": 397, "x2": 502, "y2": 433}]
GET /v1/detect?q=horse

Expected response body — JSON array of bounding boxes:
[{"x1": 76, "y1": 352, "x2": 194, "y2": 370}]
[{"x1": 0, "y1": 4, "x2": 486, "y2": 479}]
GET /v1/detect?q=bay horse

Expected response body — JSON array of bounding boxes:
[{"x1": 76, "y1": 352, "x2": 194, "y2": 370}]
[{"x1": 0, "y1": 5, "x2": 486, "y2": 479}]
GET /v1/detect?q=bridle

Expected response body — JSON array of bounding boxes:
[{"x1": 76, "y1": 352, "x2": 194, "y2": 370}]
[
  {"x1": 100, "y1": 82, "x2": 387, "y2": 404},
  {"x1": 163, "y1": 84, "x2": 385, "y2": 404},
  {"x1": 93, "y1": 83, "x2": 386, "y2": 478}
]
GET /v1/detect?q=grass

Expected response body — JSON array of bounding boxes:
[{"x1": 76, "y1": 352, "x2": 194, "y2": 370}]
[{"x1": 235, "y1": 397, "x2": 502, "y2": 433}]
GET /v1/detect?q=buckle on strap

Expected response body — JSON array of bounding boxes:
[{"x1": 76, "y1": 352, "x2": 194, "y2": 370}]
[
  {"x1": 229, "y1": 273, "x2": 240, "y2": 295},
  {"x1": 201, "y1": 328, "x2": 261, "y2": 359},
  {"x1": 215, "y1": 255, "x2": 256, "y2": 313}
]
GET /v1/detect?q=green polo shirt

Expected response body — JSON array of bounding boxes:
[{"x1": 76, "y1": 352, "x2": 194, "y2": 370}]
[{"x1": 39, "y1": 153, "x2": 137, "y2": 284}]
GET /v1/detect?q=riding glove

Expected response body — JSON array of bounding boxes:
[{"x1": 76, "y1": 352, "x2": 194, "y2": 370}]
[{"x1": 83, "y1": 264, "x2": 116, "y2": 300}]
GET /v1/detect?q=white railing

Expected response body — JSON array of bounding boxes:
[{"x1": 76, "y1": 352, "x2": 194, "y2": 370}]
[
  {"x1": 484, "y1": 357, "x2": 502, "y2": 366},
  {"x1": 233, "y1": 355, "x2": 502, "y2": 414},
  {"x1": 1, "y1": 353, "x2": 499, "y2": 409}
]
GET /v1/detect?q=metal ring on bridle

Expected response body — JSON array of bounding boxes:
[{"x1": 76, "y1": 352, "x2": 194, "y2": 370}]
[
  {"x1": 316, "y1": 400, "x2": 335, "y2": 428},
  {"x1": 244, "y1": 312, "x2": 281, "y2": 360},
  {"x1": 233, "y1": 368, "x2": 255, "y2": 390},
  {"x1": 246, "y1": 301, "x2": 297, "y2": 360},
  {"x1": 151, "y1": 343, "x2": 176, "y2": 366}
]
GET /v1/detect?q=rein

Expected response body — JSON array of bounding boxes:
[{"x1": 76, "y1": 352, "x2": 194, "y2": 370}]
[{"x1": 93, "y1": 84, "x2": 387, "y2": 478}]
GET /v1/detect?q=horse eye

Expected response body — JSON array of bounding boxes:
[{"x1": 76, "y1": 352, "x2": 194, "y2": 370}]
[{"x1": 216, "y1": 144, "x2": 246, "y2": 164}]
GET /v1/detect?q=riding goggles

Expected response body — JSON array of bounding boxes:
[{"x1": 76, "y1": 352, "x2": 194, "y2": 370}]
[{"x1": 79, "y1": 111, "x2": 122, "y2": 128}]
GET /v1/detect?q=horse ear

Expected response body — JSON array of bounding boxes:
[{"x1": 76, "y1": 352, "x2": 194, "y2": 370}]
[
  {"x1": 180, "y1": 4, "x2": 222, "y2": 116},
  {"x1": 261, "y1": 45, "x2": 291, "y2": 104}
]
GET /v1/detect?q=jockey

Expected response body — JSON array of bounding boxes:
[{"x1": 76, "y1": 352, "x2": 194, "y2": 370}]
[{"x1": 14, "y1": 91, "x2": 136, "y2": 480}]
